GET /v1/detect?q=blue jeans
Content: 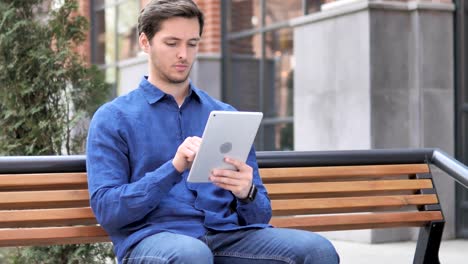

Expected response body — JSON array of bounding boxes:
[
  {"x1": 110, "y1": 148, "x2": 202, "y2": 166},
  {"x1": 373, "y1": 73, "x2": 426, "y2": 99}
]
[{"x1": 122, "y1": 228, "x2": 340, "y2": 264}]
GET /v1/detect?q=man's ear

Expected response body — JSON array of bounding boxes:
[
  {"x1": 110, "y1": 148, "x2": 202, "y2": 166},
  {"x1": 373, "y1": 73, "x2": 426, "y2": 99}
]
[{"x1": 139, "y1": 33, "x2": 150, "y2": 53}]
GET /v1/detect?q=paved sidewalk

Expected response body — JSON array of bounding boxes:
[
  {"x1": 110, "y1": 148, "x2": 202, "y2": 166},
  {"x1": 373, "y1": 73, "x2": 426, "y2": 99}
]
[{"x1": 331, "y1": 239, "x2": 467, "y2": 264}]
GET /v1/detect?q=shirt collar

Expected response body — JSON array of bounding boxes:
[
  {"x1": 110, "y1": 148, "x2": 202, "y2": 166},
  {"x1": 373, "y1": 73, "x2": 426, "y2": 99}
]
[{"x1": 139, "y1": 76, "x2": 201, "y2": 105}]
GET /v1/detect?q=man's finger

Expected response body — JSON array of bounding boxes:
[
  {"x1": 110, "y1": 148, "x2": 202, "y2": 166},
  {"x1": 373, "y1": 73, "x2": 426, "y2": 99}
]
[
  {"x1": 224, "y1": 157, "x2": 249, "y2": 171},
  {"x1": 210, "y1": 175, "x2": 238, "y2": 186},
  {"x1": 190, "y1": 136, "x2": 202, "y2": 145},
  {"x1": 212, "y1": 168, "x2": 238, "y2": 178}
]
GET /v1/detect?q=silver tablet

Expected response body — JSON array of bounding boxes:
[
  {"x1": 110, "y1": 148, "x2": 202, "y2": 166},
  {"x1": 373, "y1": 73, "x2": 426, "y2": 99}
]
[{"x1": 187, "y1": 111, "x2": 263, "y2": 183}]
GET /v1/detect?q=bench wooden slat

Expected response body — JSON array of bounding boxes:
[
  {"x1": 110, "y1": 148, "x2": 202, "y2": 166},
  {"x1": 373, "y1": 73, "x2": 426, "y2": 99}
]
[
  {"x1": 0, "y1": 190, "x2": 90, "y2": 210},
  {"x1": 265, "y1": 179, "x2": 433, "y2": 197},
  {"x1": 271, "y1": 194, "x2": 438, "y2": 215},
  {"x1": 260, "y1": 164, "x2": 429, "y2": 183},
  {"x1": 0, "y1": 226, "x2": 110, "y2": 247},
  {"x1": 0, "y1": 173, "x2": 87, "y2": 190},
  {"x1": 0, "y1": 207, "x2": 97, "y2": 228},
  {"x1": 0, "y1": 160, "x2": 444, "y2": 262},
  {"x1": 269, "y1": 211, "x2": 444, "y2": 231}
]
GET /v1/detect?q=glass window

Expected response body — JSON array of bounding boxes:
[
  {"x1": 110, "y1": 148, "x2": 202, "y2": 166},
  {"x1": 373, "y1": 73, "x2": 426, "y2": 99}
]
[
  {"x1": 265, "y1": 0, "x2": 302, "y2": 26},
  {"x1": 94, "y1": 0, "x2": 105, "y2": 8},
  {"x1": 94, "y1": 9, "x2": 106, "y2": 64},
  {"x1": 104, "y1": 7, "x2": 116, "y2": 64},
  {"x1": 259, "y1": 28, "x2": 294, "y2": 151},
  {"x1": 263, "y1": 28, "x2": 294, "y2": 119},
  {"x1": 227, "y1": 35, "x2": 262, "y2": 111},
  {"x1": 262, "y1": 122, "x2": 294, "y2": 151},
  {"x1": 307, "y1": 0, "x2": 325, "y2": 14},
  {"x1": 465, "y1": 114, "x2": 468, "y2": 164},
  {"x1": 229, "y1": 0, "x2": 261, "y2": 33},
  {"x1": 465, "y1": 13, "x2": 468, "y2": 103},
  {"x1": 462, "y1": 210, "x2": 468, "y2": 231},
  {"x1": 229, "y1": 35, "x2": 261, "y2": 57},
  {"x1": 105, "y1": 67, "x2": 117, "y2": 85},
  {"x1": 225, "y1": 1, "x2": 297, "y2": 150},
  {"x1": 117, "y1": 1, "x2": 139, "y2": 60},
  {"x1": 94, "y1": 0, "x2": 115, "y2": 8}
]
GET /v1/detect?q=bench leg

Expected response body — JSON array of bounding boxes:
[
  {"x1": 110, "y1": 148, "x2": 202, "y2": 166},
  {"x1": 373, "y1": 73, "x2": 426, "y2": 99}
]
[{"x1": 413, "y1": 220, "x2": 445, "y2": 264}]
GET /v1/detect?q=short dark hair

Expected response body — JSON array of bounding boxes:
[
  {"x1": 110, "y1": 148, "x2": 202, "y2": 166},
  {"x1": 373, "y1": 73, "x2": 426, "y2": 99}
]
[{"x1": 138, "y1": 0, "x2": 204, "y2": 42}]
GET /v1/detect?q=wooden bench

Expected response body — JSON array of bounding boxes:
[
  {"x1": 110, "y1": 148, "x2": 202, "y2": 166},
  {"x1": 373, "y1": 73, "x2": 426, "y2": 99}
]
[{"x1": 0, "y1": 150, "x2": 447, "y2": 263}]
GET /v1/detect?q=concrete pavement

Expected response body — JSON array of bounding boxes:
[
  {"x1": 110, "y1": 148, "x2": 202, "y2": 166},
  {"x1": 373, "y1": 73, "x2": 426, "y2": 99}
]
[{"x1": 331, "y1": 239, "x2": 467, "y2": 263}]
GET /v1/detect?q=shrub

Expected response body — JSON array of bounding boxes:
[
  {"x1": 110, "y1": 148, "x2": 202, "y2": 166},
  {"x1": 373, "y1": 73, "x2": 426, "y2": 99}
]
[
  {"x1": 0, "y1": 0, "x2": 114, "y2": 263},
  {"x1": 0, "y1": 0, "x2": 109, "y2": 155}
]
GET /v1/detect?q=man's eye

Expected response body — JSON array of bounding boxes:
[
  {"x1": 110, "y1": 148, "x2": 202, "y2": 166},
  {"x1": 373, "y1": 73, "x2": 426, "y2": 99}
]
[
  {"x1": 166, "y1": 43, "x2": 176, "y2": 46},
  {"x1": 188, "y1": 43, "x2": 198, "y2": 47}
]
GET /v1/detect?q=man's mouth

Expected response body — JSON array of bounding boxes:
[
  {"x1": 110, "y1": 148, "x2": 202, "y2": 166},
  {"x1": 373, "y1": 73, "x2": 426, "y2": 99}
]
[{"x1": 174, "y1": 64, "x2": 188, "y2": 71}]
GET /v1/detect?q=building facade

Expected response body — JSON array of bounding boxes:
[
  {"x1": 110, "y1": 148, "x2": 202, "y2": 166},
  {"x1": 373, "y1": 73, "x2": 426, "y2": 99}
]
[{"x1": 85, "y1": 0, "x2": 467, "y2": 242}]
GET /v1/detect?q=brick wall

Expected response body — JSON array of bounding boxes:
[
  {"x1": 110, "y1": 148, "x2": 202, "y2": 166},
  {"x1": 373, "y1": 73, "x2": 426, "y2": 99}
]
[
  {"x1": 194, "y1": 0, "x2": 221, "y2": 53},
  {"x1": 78, "y1": 0, "x2": 91, "y2": 63},
  {"x1": 230, "y1": 0, "x2": 255, "y2": 55}
]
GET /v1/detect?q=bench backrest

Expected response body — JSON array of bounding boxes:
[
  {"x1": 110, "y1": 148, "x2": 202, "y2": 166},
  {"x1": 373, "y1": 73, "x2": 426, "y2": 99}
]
[
  {"x1": 0, "y1": 172, "x2": 107, "y2": 246},
  {"x1": 261, "y1": 164, "x2": 443, "y2": 231},
  {"x1": 0, "y1": 163, "x2": 444, "y2": 247}
]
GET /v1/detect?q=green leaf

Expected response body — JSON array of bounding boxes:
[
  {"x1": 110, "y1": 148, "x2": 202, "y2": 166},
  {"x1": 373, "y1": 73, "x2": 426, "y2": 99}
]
[{"x1": 0, "y1": 0, "x2": 113, "y2": 260}]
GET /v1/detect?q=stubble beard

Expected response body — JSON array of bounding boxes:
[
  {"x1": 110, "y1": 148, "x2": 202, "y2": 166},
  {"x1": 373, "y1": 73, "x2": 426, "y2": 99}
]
[{"x1": 156, "y1": 63, "x2": 193, "y2": 84}]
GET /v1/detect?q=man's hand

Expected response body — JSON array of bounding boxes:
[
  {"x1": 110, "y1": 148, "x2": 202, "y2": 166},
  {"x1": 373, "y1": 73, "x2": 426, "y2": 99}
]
[
  {"x1": 172, "y1": 136, "x2": 202, "y2": 173},
  {"x1": 209, "y1": 157, "x2": 253, "y2": 199}
]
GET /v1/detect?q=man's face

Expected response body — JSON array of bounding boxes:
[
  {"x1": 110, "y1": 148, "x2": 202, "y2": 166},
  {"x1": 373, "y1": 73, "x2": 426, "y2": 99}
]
[{"x1": 142, "y1": 17, "x2": 200, "y2": 85}]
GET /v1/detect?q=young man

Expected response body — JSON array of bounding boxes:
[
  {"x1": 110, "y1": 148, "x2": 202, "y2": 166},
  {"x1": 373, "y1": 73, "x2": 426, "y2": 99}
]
[{"x1": 86, "y1": 1, "x2": 339, "y2": 263}]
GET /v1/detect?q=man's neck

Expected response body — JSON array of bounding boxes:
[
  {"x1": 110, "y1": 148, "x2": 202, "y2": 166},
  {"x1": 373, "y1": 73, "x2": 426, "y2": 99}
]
[{"x1": 148, "y1": 75, "x2": 189, "y2": 107}]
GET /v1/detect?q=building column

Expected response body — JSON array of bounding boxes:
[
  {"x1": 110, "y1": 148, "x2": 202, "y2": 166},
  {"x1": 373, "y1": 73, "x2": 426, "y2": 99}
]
[{"x1": 293, "y1": 0, "x2": 455, "y2": 242}]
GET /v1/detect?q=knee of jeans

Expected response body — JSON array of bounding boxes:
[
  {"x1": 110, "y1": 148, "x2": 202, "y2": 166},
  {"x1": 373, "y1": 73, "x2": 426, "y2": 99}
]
[
  {"x1": 305, "y1": 236, "x2": 340, "y2": 263},
  {"x1": 286, "y1": 233, "x2": 339, "y2": 264},
  {"x1": 171, "y1": 244, "x2": 213, "y2": 264}
]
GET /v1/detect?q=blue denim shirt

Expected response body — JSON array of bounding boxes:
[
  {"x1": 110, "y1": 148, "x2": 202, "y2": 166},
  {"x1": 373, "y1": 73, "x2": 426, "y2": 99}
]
[{"x1": 86, "y1": 77, "x2": 272, "y2": 262}]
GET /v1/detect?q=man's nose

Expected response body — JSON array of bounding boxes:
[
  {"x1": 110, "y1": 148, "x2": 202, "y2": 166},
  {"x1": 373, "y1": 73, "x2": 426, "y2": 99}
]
[{"x1": 177, "y1": 46, "x2": 188, "y2": 60}]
